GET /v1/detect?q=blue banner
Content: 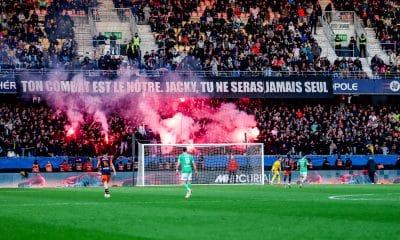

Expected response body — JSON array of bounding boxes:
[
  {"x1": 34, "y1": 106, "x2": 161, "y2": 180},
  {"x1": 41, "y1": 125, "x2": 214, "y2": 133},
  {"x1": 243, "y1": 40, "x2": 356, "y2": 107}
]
[
  {"x1": 17, "y1": 77, "x2": 333, "y2": 98},
  {"x1": 1, "y1": 155, "x2": 398, "y2": 169},
  {"x1": 0, "y1": 75, "x2": 17, "y2": 93},
  {"x1": 333, "y1": 79, "x2": 400, "y2": 94}
]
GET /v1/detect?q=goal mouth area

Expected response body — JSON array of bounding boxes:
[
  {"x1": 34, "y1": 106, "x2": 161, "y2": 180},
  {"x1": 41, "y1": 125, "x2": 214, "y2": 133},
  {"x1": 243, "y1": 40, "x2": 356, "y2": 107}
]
[{"x1": 137, "y1": 143, "x2": 264, "y2": 186}]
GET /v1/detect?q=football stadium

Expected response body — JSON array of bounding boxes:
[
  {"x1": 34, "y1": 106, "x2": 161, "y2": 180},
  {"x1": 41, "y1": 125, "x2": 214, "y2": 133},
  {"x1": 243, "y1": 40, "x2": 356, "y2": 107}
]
[{"x1": 1, "y1": 0, "x2": 400, "y2": 239}]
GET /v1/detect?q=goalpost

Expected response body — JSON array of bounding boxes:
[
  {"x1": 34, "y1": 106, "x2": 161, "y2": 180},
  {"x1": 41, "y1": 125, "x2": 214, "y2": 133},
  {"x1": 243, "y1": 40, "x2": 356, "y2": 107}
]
[{"x1": 137, "y1": 143, "x2": 264, "y2": 186}]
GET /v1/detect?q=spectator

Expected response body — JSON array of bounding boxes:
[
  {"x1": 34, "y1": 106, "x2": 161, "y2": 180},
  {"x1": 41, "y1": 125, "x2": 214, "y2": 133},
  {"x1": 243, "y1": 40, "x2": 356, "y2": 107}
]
[
  {"x1": 322, "y1": 157, "x2": 331, "y2": 170},
  {"x1": 395, "y1": 157, "x2": 400, "y2": 170},
  {"x1": 345, "y1": 157, "x2": 352, "y2": 170},
  {"x1": 32, "y1": 160, "x2": 40, "y2": 172},
  {"x1": 117, "y1": 160, "x2": 125, "y2": 171},
  {"x1": 97, "y1": 32, "x2": 107, "y2": 54},
  {"x1": 109, "y1": 32, "x2": 117, "y2": 55},
  {"x1": 227, "y1": 154, "x2": 239, "y2": 183},
  {"x1": 132, "y1": 33, "x2": 140, "y2": 50},
  {"x1": 348, "y1": 36, "x2": 357, "y2": 57},
  {"x1": 335, "y1": 156, "x2": 344, "y2": 170},
  {"x1": 59, "y1": 160, "x2": 68, "y2": 172},
  {"x1": 335, "y1": 34, "x2": 342, "y2": 54},
  {"x1": 366, "y1": 156, "x2": 377, "y2": 184},
  {"x1": 83, "y1": 159, "x2": 94, "y2": 172},
  {"x1": 45, "y1": 160, "x2": 53, "y2": 172},
  {"x1": 358, "y1": 34, "x2": 366, "y2": 58},
  {"x1": 75, "y1": 158, "x2": 83, "y2": 171}
]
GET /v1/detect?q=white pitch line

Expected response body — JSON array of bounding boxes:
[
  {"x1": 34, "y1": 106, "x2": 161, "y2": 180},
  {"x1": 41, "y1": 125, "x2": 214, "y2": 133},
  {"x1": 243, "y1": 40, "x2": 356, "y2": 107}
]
[
  {"x1": 328, "y1": 193, "x2": 400, "y2": 201},
  {"x1": 329, "y1": 194, "x2": 375, "y2": 201}
]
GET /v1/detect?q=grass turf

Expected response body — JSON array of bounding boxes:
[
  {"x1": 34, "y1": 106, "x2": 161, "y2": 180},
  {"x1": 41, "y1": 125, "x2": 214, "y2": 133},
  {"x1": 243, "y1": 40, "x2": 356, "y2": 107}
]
[{"x1": 1, "y1": 185, "x2": 399, "y2": 240}]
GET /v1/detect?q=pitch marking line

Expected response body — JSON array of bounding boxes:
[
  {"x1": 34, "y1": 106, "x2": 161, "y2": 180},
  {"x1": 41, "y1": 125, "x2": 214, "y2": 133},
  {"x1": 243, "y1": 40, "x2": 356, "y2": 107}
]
[
  {"x1": 329, "y1": 194, "x2": 375, "y2": 201},
  {"x1": 328, "y1": 193, "x2": 400, "y2": 201}
]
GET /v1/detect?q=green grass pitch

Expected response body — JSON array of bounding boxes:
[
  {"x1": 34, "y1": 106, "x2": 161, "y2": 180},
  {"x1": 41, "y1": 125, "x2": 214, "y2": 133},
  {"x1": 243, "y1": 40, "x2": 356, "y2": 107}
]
[{"x1": 1, "y1": 185, "x2": 400, "y2": 240}]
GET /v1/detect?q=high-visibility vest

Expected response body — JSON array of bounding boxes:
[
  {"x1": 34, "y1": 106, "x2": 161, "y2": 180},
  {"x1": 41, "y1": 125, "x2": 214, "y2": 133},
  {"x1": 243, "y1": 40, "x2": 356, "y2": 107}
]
[
  {"x1": 359, "y1": 37, "x2": 366, "y2": 45},
  {"x1": 335, "y1": 38, "x2": 341, "y2": 46},
  {"x1": 133, "y1": 37, "x2": 140, "y2": 47}
]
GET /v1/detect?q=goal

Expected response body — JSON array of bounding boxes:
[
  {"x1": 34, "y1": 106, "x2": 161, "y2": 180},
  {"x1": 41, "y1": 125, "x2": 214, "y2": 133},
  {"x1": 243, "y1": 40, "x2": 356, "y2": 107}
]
[{"x1": 136, "y1": 143, "x2": 264, "y2": 186}]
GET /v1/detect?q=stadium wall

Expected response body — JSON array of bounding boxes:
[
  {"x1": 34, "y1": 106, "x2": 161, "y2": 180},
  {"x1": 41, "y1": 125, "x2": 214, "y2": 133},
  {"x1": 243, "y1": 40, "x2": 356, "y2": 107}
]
[{"x1": 0, "y1": 170, "x2": 400, "y2": 188}]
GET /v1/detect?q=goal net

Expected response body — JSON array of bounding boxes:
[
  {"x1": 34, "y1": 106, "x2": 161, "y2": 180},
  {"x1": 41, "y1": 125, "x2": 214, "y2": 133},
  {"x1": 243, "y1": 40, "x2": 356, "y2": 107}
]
[{"x1": 137, "y1": 143, "x2": 264, "y2": 186}]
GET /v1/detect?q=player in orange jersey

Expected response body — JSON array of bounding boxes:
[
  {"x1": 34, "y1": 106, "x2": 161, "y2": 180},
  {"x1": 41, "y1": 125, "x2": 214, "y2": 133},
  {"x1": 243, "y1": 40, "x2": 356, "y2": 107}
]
[{"x1": 97, "y1": 153, "x2": 116, "y2": 198}]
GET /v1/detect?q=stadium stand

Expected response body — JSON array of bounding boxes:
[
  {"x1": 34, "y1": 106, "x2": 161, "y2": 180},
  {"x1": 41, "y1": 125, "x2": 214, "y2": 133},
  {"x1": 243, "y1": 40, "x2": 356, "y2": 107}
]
[
  {"x1": 0, "y1": 0, "x2": 399, "y2": 172},
  {"x1": 333, "y1": 0, "x2": 400, "y2": 76},
  {"x1": 0, "y1": 98, "x2": 399, "y2": 159},
  {"x1": 108, "y1": 0, "x2": 367, "y2": 77}
]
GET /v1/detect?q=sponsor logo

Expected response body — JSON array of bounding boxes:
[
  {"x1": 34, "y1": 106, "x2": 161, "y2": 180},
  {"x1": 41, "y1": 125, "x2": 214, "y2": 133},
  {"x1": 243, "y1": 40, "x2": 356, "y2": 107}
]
[
  {"x1": 214, "y1": 174, "x2": 263, "y2": 183},
  {"x1": 389, "y1": 81, "x2": 400, "y2": 92},
  {"x1": 333, "y1": 82, "x2": 358, "y2": 91}
]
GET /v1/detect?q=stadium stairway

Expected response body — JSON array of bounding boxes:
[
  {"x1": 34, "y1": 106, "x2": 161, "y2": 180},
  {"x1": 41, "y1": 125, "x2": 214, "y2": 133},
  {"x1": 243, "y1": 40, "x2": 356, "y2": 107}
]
[
  {"x1": 72, "y1": 16, "x2": 93, "y2": 58},
  {"x1": 136, "y1": 24, "x2": 159, "y2": 59},
  {"x1": 314, "y1": 27, "x2": 374, "y2": 78},
  {"x1": 313, "y1": 27, "x2": 338, "y2": 64},
  {"x1": 365, "y1": 28, "x2": 389, "y2": 64},
  {"x1": 94, "y1": 0, "x2": 133, "y2": 48},
  {"x1": 98, "y1": 0, "x2": 115, "y2": 10},
  {"x1": 359, "y1": 58, "x2": 373, "y2": 78},
  {"x1": 318, "y1": 0, "x2": 333, "y2": 11}
]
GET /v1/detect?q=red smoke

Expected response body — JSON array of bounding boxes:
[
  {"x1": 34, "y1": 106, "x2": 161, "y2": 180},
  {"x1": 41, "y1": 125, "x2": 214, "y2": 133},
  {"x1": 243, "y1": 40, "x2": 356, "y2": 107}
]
[{"x1": 33, "y1": 72, "x2": 259, "y2": 145}]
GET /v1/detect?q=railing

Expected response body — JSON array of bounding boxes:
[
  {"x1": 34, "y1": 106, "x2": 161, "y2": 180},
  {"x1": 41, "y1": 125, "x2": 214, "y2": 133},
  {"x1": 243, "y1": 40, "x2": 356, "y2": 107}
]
[
  {"x1": 88, "y1": 8, "x2": 98, "y2": 40},
  {"x1": 329, "y1": 42, "x2": 358, "y2": 57},
  {"x1": 371, "y1": 42, "x2": 400, "y2": 59},
  {"x1": 130, "y1": 12, "x2": 138, "y2": 34},
  {"x1": 3, "y1": 69, "x2": 400, "y2": 79},
  {"x1": 323, "y1": 11, "x2": 355, "y2": 25},
  {"x1": 320, "y1": 15, "x2": 336, "y2": 50},
  {"x1": 0, "y1": 69, "x2": 371, "y2": 79},
  {"x1": 89, "y1": 8, "x2": 132, "y2": 23}
]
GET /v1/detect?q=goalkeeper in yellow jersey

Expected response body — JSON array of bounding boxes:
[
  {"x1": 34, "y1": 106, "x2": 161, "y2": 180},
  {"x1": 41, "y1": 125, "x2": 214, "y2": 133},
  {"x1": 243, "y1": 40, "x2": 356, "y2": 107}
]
[{"x1": 270, "y1": 157, "x2": 282, "y2": 185}]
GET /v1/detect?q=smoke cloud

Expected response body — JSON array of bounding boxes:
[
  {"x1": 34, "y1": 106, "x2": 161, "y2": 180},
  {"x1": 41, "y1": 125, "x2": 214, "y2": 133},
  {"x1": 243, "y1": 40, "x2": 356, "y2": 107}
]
[{"x1": 27, "y1": 70, "x2": 259, "y2": 145}]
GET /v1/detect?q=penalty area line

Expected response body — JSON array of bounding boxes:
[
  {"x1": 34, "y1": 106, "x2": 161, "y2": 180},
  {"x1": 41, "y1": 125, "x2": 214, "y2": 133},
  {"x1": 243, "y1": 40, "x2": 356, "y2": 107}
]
[
  {"x1": 328, "y1": 194, "x2": 375, "y2": 201},
  {"x1": 328, "y1": 193, "x2": 400, "y2": 201}
]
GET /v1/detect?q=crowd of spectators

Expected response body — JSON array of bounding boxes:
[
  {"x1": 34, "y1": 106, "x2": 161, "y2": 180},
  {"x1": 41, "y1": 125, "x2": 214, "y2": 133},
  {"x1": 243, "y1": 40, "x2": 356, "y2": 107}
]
[
  {"x1": 0, "y1": 0, "x2": 369, "y2": 77},
  {"x1": 110, "y1": 0, "x2": 365, "y2": 78},
  {"x1": 333, "y1": 0, "x2": 400, "y2": 76},
  {"x1": 240, "y1": 99, "x2": 400, "y2": 156},
  {"x1": 0, "y1": 0, "x2": 97, "y2": 71},
  {"x1": 0, "y1": 100, "x2": 147, "y2": 158},
  {"x1": 1, "y1": 98, "x2": 399, "y2": 160}
]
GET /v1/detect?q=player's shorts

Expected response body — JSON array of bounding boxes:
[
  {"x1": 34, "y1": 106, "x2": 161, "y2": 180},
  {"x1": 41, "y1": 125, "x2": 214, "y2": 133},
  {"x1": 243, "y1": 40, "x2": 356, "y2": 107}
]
[
  {"x1": 181, "y1": 172, "x2": 192, "y2": 181},
  {"x1": 300, "y1": 172, "x2": 307, "y2": 178},
  {"x1": 102, "y1": 175, "x2": 111, "y2": 183},
  {"x1": 284, "y1": 170, "x2": 292, "y2": 175}
]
